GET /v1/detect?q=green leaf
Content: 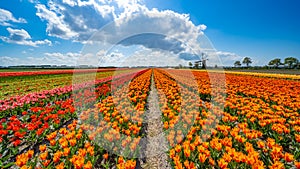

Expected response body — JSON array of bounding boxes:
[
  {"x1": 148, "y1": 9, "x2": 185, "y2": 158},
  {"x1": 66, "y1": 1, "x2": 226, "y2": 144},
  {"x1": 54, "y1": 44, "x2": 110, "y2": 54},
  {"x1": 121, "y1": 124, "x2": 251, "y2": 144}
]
[{"x1": 3, "y1": 162, "x2": 14, "y2": 168}]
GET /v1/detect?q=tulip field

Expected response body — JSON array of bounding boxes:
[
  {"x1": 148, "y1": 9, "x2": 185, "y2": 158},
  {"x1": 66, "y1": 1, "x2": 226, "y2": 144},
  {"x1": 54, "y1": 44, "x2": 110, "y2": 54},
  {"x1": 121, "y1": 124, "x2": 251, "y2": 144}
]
[{"x1": 0, "y1": 68, "x2": 300, "y2": 169}]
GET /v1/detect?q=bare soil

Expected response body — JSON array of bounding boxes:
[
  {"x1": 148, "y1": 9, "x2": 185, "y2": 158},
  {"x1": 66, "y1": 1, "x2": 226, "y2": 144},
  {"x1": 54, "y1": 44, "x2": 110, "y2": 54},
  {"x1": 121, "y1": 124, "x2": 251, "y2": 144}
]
[{"x1": 139, "y1": 74, "x2": 171, "y2": 169}]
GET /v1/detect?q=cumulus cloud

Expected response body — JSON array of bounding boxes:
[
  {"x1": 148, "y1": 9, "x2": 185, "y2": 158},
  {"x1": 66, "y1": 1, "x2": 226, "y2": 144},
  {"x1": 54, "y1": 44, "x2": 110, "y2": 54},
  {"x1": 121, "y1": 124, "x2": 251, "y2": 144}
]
[
  {"x1": 0, "y1": 56, "x2": 20, "y2": 66},
  {"x1": 203, "y1": 51, "x2": 244, "y2": 67},
  {"x1": 44, "y1": 52, "x2": 82, "y2": 65},
  {"x1": 34, "y1": 0, "x2": 206, "y2": 53},
  {"x1": 125, "y1": 48, "x2": 187, "y2": 67},
  {"x1": 31, "y1": 0, "x2": 219, "y2": 67},
  {"x1": 0, "y1": 52, "x2": 83, "y2": 66},
  {"x1": 118, "y1": 33, "x2": 184, "y2": 54},
  {"x1": 35, "y1": 0, "x2": 119, "y2": 40},
  {"x1": 79, "y1": 7, "x2": 210, "y2": 67},
  {"x1": 216, "y1": 51, "x2": 243, "y2": 64},
  {"x1": 44, "y1": 52, "x2": 81, "y2": 59},
  {"x1": 62, "y1": 0, "x2": 77, "y2": 7},
  {"x1": 90, "y1": 7, "x2": 207, "y2": 54},
  {"x1": 0, "y1": 48, "x2": 214, "y2": 67},
  {"x1": 35, "y1": 3, "x2": 78, "y2": 39},
  {"x1": 0, "y1": 27, "x2": 52, "y2": 47},
  {"x1": 0, "y1": 8, "x2": 27, "y2": 26},
  {"x1": 96, "y1": 50, "x2": 125, "y2": 66},
  {"x1": 92, "y1": 46, "x2": 187, "y2": 67},
  {"x1": 173, "y1": 50, "x2": 245, "y2": 67}
]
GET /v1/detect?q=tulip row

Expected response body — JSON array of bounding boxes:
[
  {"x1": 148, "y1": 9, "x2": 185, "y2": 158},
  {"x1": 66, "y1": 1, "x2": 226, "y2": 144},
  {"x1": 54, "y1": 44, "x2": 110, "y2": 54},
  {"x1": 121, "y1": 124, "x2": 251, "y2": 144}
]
[
  {"x1": 0, "y1": 83, "x2": 110, "y2": 168},
  {"x1": 78, "y1": 69, "x2": 152, "y2": 168},
  {"x1": 0, "y1": 68, "x2": 139, "y2": 110},
  {"x1": 0, "y1": 69, "x2": 147, "y2": 168},
  {"x1": 0, "y1": 68, "x2": 118, "y2": 77},
  {"x1": 0, "y1": 69, "x2": 140, "y2": 114},
  {"x1": 0, "y1": 70, "x2": 120, "y2": 100},
  {"x1": 9, "y1": 69, "x2": 151, "y2": 168},
  {"x1": 156, "y1": 69, "x2": 300, "y2": 169},
  {"x1": 153, "y1": 69, "x2": 220, "y2": 168},
  {"x1": 2, "y1": 68, "x2": 300, "y2": 168},
  {"x1": 14, "y1": 120, "x2": 95, "y2": 169},
  {"x1": 225, "y1": 71, "x2": 300, "y2": 80}
]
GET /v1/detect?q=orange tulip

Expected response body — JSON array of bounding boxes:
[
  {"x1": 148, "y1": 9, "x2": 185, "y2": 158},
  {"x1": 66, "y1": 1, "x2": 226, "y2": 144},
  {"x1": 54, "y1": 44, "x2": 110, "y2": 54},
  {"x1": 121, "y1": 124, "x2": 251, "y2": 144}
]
[
  {"x1": 269, "y1": 161, "x2": 284, "y2": 169},
  {"x1": 184, "y1": 147, "x2": 190, "y2": 158},
  {"x1": 218, "y1": 158, "x2": 228, "y2": 169},
  {"x1": 257, "y1": 141, "x2": 265, "y2": 149},
  {"x1": 175, "y1": 145, "x2": 181, "y2": 153},
  {"x1": 50, "y1": 139, "x2": 56, "y2": 146},
  {"x1": 61, "y1": 140, "x2": 68, "y2": 148},
  {"x1": 198, "y1": 153, "x2": 207, "y2": 163},
  {"x1": 169, "y1": 149, "x2": 175, "y2": 159},
  {"x1": 55, "y1": 162, "x2": 64, "y2": 169},
  {"x1": 39, "y1": 144, "x2": 46, "y2": 152},
  {"x1": 74, "y1": 158, "x2": 85, "y2": 169},
  {"x1": 87, "y1": 146, "x2": 94, "y2": 156},
  {"x1": 295, "y1": 161, "x2": 300, "y2": 169},
  {"x1": 39, "y1": 151, "x2": 48, "y2": 161},
  {"x1": 103, "y1": 153, "x2": 109, "y2": 160},
  {"x1": 295, "y1": 134, "x2": 300, "y2": 143},
  {"x1": 164, "y1": 121, "x2": 169, "y2": 129},
  {"x1": 16, "y1": 153, "x2": 28, "y2": 167},
  {"x1": 42, "y1": 160, "x2": 50, "y2": 167},
  {"x1": 83, "y1": 161, "x2": 93, "y2": 169},
  {"x1": 118, "y1": 156, "x2": 124, "y2": 164},
  {"x1": 284, "y1": 153, "x2": 294, "y2": 162},
  {"x1": 27, "y1": 150, "x2": 34, "y2": 158},
  {"x1": 69, "y1": 139, "x2": 77, "y2": 146},
  {"x1": 202, "y1": 142, "x2": 209, "y2": 149},
  {"x1": 53, "y1": 151, "x2": 63, "y2": 163},
  {"x1": 63, "y1": 147, "x2": 70, "y2": 156}
]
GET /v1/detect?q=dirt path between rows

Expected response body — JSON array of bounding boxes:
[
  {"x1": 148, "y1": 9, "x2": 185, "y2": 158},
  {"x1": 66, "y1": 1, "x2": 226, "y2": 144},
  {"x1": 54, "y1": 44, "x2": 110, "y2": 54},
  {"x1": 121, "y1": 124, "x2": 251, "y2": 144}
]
[{"x1": 139, "y1": 73, "x2": 171, "y2": 169}]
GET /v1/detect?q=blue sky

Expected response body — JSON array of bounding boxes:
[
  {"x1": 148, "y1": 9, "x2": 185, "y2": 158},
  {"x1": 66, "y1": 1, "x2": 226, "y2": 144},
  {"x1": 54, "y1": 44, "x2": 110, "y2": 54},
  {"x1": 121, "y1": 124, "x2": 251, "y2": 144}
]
[{"x1": 0, "y1": 0, "x2": 299, "y2": 66}]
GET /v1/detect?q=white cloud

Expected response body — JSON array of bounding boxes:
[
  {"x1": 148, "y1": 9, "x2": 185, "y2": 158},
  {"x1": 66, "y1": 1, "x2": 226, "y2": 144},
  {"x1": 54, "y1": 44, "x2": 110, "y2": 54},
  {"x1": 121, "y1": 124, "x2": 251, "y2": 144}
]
[
  {"x1": 0, "y1": 52, "x2": 83, "y2": 66},
  {"x1": 0, "y1": 27, "x2": 52, "y2": 47},
  {"x1": 1, "y1": 49, "x2": 242, "y2": 67},
  {"x1": 28, "y1": 0, "x2": 39, "y2": 3},
  {"x1": 0, "y1": 8, "x2": 27, "y2": 26},
  {"x1": 80, "y1": 7, "x2": 208, "y2": 62},
  {"x1": 30, "y1": 0, "x2": 215, "y2": 67},
  {"x1": 91, "y1": 46, "x2": 187, "y2": 67},
  {"x1": 62, "y1": 0, "x2": 77, "y2": 7},
  {"x1": 206, "y1": 51, "x2": 244, "y2": 67},
  {"x1": 33, "y1": 0, "x2": 206, "y2": 55},
  {"x1": 0, "y1": 56, "x2": 20, "y2": 66},
  {"x1": 7, "y1": 27, "x2": 31, "y2": 39},
  {"x1": 44, "y1": 52, "x2": 81, "y2": 59},
  {"x1": 35, "y1": 4, "x2": 78, "y2": 39},
  {"x1": 44, "y1": 52, "x2": 82, "y2": 65},
  {"x1": 124, "y1": 48, "x2": 186, "y2": 67},
  {"x1": 111, "y1": 7, "x2": 206, "y2": 54},
  {"x1": 97, "y1": 50, "x2": 125, "y2": 66},
  {"x1": 34, "y1": 0, "x2": 120, "y2": 40}
]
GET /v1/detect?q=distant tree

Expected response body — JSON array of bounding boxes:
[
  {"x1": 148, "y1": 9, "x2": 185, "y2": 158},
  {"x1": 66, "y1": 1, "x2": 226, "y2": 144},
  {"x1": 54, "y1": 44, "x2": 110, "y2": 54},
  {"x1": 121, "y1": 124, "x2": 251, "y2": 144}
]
[
  {"x1": 234, "y1": 61, "x2": 242, "y2": 67},
  {"x1": 194, "y1": 62, "x2": 200, "y2": 69},
  {"x1": 268, "y1": 58, "x2": 282, "y2": 68},
  {"x1": 188, "y1": 62, "x2": 193, "y2": 68},
  {"x1": 178, "y1": 64, "x2": 183, "y2": 69},
  {"x1": 284, "y1": 57, "x2": 299, "y2": 68},
  {"x1": 242, "y1": 57, "x2": 252, "y2": 67}
]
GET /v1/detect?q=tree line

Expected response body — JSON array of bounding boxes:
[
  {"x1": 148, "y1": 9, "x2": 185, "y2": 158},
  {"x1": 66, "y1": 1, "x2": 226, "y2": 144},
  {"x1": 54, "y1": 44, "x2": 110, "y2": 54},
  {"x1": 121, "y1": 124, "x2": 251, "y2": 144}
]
[{"x1": 234, "y1": 57, "x2": 299, "y2": 69}]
